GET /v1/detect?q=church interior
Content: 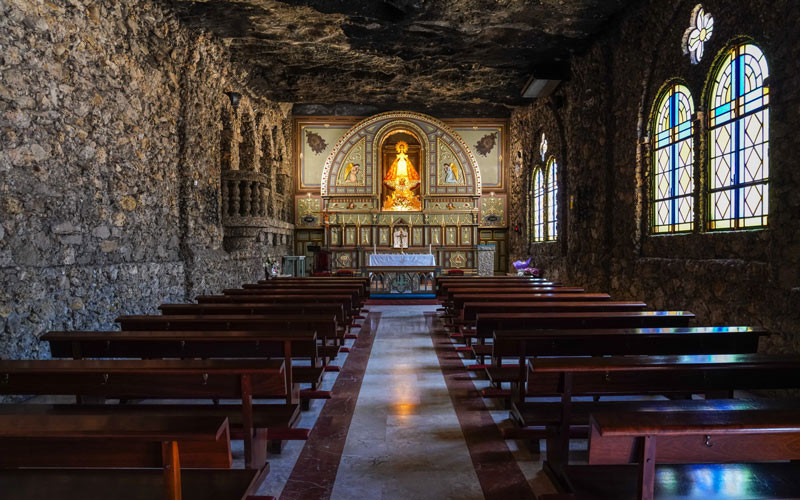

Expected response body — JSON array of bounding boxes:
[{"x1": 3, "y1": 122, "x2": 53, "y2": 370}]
[{"x1": 2, "y1": 0, "x2": 800, "y2": 498}]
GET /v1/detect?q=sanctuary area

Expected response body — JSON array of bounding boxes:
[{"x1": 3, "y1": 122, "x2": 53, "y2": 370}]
[{"x1": 2, "y1": 1, "x2": 800, "y2": 499}]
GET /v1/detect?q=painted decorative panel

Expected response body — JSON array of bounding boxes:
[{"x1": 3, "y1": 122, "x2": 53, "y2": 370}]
[
  {"x1": 321, "y1": 111, "x2": 482, "y2": 197},
  {"x1": 479, "y1": 194, "x2": 506, "y2": 227},
  {"x1": 379, "y1": 227, "x2": 390, "y2": 246},
  {"x1": 430, "y1": 227, "x2": 442, "y2": 245},
  {"x1": 298, "y1": 121, "x2": 353, "y2": 189},
  {"x1": 296, "y1": 195, "x2": 322, "y2": 227},
  {"x1": 344, "y1": 226, "x2": 356, "y2": 246},
  {"x1": 445, "y1": 226, "x2": 458, "y2": 246},
  {"x1": 360, "y1": 227, "x2": 371, "y2": 245},
  {"x1": 412, "y1": 227, "x2": 423, "y2": 246},
  {"x1": 452, "y1": 123, "x2": 505, "y2": 189},
  {"x1": 460, "y1": 226, "x2": 472, "y2": 246}
]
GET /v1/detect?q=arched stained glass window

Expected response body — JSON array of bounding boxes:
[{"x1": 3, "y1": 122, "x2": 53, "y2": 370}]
[
  {"x1": 532, "y1": 168, "x2": 545, "y2": 242},
  {"x1": 651, "y1": 83, "x2": 695, "y2": 233},
  {"x1": 707, "y1": 43, "x2": 769, "y2": 230},
  {"x1": 546, "y1": 158, "x2": 558, "y2": 241}
]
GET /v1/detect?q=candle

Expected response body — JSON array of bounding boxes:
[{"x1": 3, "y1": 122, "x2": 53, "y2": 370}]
[{"x1": 429, "y1": 243, "x2": 432, "y2": 254}]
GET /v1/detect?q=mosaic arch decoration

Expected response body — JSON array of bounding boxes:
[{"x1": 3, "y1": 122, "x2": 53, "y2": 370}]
[
  {"x1": 707, "y1": 42, "x2": 769, "y2": 230},
  {"x1": 320, "y1": 111, "x2": 482, "y2": 197},
  {"x1": 651, "y1": 82, "x2": 695, "y2": 234},
  {"x1": 683, "y1": 4, "x2": 714, "y2": 65}
]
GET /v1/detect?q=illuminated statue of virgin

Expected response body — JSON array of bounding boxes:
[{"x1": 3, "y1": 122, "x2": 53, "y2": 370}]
[{"x1": 383, "y1": 141, "x2": 422, "y2": 211}]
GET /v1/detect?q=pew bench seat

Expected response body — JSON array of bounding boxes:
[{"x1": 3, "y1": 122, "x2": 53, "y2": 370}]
[
  {"x1": 0, "y1": 403, "x2": 305, "y2": 442},
  {"x1": 0, "y1": 467, "x2": 271, "y2": 500},
  {"x1": 556, "y1": 403, "x2": 800, "y2": 499},
  {"x1": 558, "y1": 462, "x2": 800, "y2": 500}
]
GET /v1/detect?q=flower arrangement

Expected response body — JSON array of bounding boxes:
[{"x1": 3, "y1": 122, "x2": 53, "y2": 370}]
[
  {"x1": 512, "y1": 257, "x2": 532, "y2": 271},
  {"x1": 523, "y1": 267, "x2": 541, "y2": 277},
  {"x1": 264, "y1": 258, "x2": 280, "y2": 278}
]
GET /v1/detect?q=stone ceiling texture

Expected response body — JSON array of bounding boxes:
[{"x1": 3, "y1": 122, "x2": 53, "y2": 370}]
[{"x1": 165, "y1": 0, "x2": 635, "y2": 115}]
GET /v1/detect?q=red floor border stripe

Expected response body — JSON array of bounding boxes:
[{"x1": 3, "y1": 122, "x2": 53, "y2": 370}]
[
  {"x1": 279, "y1": 312, "x2": 382, "y2": 500},
  {"x1": 426, "y1": 312, "x2": 537, "y2": 500}
]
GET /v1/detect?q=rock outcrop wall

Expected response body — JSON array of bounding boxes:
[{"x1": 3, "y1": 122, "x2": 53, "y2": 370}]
[
  {"x1": 0, "y1": 0, "x2": 294, "y2": 360},
  {"x1": 509, "y1": 0, "x2": 800, "y2": 353}
]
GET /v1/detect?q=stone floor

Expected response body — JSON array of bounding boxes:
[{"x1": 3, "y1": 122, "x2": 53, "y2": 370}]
[{"x1": 252, "y1": 303, "x2": 559, "y2": 499}]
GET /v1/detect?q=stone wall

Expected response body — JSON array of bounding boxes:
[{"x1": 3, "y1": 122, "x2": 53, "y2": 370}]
[
  {"x1": 510, "y1": 0, "x2": 800, "y2": 353},
  {"x1": 0, "y1": 0, "x2": 294, "y2": 360}
]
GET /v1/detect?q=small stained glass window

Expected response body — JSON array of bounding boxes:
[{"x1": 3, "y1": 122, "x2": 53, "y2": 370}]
[
  {"x1": 707, "y1": 43, "x2": 769, "y2": 230},
  {"x1": 545, "y1": 158, "x2": 558, "y2": 241},
  {"x1": 651, "y1": 83, "x2": 695, "y2": 234},
  {"x1": 683, "y1": 5, "x2": 714, "y2": 64},
  {"x1": 532, "y1": 167, "x2": 545, "y2": 242},
  {"x1": 539, "y1": 133, "x2": 548, "y2": 162}
]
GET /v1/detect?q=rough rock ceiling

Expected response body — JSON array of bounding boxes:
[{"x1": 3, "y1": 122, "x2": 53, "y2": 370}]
[{"x1": 166, "y1": 0, "x2": 634, "y2": 115}]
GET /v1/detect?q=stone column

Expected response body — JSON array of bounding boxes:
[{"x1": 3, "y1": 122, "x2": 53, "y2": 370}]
[{"x1": 476, "y1": 244, "x2": 495, "y2": 276}]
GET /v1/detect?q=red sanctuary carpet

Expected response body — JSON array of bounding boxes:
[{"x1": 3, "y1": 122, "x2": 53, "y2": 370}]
[{"x1": 366, "y1": 299, "x2": 440, "y2": 305}]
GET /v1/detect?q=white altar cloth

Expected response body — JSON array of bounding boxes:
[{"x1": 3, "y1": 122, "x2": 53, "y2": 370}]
[{"x1": 369, "y1": 254, "x2": 435, "y2": 266}]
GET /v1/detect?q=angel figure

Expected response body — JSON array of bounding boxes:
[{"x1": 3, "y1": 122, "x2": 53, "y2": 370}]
[
  {"x1": 443, "y1": 162, "x2": 459, "y2": 184},
  {"x1": 343, "y1": 162, "x2": 360, "y2": 184}
]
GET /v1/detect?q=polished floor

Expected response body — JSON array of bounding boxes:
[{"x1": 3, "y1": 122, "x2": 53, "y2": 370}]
[{"x1": 255, "y1": 304, "x2": 557, "y2": 500}]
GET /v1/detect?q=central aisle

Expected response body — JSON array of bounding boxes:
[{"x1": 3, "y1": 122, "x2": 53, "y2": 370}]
[{"x1": 330, "y1": 304, "x2": 484, "y2": 500}]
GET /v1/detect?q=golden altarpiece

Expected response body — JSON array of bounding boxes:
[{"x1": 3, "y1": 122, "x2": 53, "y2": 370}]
[{"x1": 294, "y1": 111, "x2": 509, "y2": 282}]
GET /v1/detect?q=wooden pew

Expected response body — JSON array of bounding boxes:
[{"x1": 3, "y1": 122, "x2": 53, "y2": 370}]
[
  {"x1": 159, "y1": 303, "x2": 347, "y2": 327},
  {"x1": 0, "y1": 467, "x2": 270, "y2": 500},
  {"x1": 474, "y1": 311, "x2": 695, "y2": 343},
  {"x1": 0, "y1": 414, "x2": 234, "y2": 500},
  {"x1": 116, "y1": 314, "x2": 341, "y2": 361},
  {"x1": 492, "y1": 326, "x2": 767, "y2": 397},
  {"x1": 0, "y1": 359, "x2": 287, "y2": 470},
  {"x1": 44, "y1": 329, "x2": 322, "y2": 402},
  {"x1": 526, "y1": 354, "x2": 800, "y2": 474},
  {"x1": 196, "y1": 294, "x2": 356, "y2": 323},
  {"x1": 258, "y1": 277, "x2": 369, "y2": 295},
  {"x1": 559, "y1": 402, "x2": 800, "y2": 500},
  {"x1": 438, "y1": 281, "x2": 561, "y2": 299},
  {"x1": 223, "y1": 288, "x2": 363, "y2": 312},
  {"x1": 463, "y1": 301, "x2": 647, "y2": 322},
  {"x1": 444, "y1": 287, "x2": 585, "y2": 303},
  {"x1": 450, "y1": 293, "x2": 611, "y2": 313}
]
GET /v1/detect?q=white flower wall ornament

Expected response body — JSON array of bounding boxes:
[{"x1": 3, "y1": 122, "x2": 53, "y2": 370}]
[{"x1": 683, "y1": 4, "x2": 715, "y2": 64}]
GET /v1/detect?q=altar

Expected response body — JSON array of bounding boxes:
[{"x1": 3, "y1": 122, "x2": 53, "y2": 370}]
[
  {"x1": 368, "y1": 253, "x2": 435, "y2": 267},
  {"x1": 293, "y1": 111, "x2": 510, "y2": 280}
]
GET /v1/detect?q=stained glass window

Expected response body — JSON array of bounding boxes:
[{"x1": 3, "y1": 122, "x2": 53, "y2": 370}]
[
  {"x1": 545, "y1": 157, "x2": 558, "y2": 241},
  {"x1": 683, "y1": 5, "x2": 714, "y2": 64},
  {"x1": 708, "y1": 43, "x2": 769, "y2": 230},
  {"x1": 651, "y1": 83, "x2": 695, "y2": 233},
  {"x1": 532, "y1": 167, "x2": 545, "y2": 242},
  {"x1": 539, "y1": 133, "x2": 548, "y2": 162}
]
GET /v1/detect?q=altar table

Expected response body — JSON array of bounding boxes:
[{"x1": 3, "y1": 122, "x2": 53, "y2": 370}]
[{"x1": 368, "y1": 254, "x2": 436, "y2": 267}]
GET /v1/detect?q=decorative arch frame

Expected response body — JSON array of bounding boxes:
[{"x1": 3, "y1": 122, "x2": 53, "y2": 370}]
[
  {"x1": 372, "y1": 120, "x2": 430, "y2": 196},
  {"x1": 321, "y1": 111, "x2": 482, "y2": 197}
]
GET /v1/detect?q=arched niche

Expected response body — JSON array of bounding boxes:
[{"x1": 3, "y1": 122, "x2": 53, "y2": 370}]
[
  {"x1": 238, "y1": 105, "x2": 256, "y2": 171},
  {"x1": 220, "y1": 103, "x2": 234, "y2": 172},
  {"x1": 377, "y1": 128, "x2": 424, "y2": 211},
  {"x1": 321, "y1": 111, "x2": 481, "y2": 198}
]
